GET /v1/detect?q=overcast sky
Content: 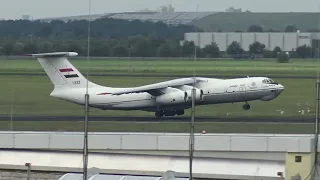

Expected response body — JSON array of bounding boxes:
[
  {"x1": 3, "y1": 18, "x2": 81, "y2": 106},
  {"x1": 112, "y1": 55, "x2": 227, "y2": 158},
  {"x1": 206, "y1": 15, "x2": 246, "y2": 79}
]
[{"x1": 0, "y1": 0, "x2": 320, "y2": 19}]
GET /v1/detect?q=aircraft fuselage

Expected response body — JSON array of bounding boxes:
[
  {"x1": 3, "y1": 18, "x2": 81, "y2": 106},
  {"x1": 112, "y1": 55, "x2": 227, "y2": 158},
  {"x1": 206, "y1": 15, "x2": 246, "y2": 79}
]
[{"x1": 51, "y1": 77, "x2": 284, "y2": 115}]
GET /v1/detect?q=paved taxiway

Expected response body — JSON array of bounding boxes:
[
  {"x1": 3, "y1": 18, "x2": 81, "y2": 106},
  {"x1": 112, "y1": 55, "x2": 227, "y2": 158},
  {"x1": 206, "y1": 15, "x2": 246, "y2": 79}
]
[{"x1": 0, "y1": 115, "x2": 314, "y2": 123}]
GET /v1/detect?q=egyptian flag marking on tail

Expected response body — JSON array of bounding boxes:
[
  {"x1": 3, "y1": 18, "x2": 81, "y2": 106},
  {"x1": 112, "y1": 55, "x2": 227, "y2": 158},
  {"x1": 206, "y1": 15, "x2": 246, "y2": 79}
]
[
  {"x1": 59, "y1": 68, "x2": 79, "y2": 78},
  {"x1": 59, "y1": 68, "x2": 73, "y2": 72}
]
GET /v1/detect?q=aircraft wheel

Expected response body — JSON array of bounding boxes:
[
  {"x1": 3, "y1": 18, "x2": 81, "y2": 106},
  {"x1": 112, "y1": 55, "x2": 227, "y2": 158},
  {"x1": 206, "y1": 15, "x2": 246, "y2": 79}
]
[
  {"x1": 176, "y1": 109, "x2": 184, "y2": 115},
  {"x1": 243, "y1": 103, "x2": 250, "y2": 110},
  {"x1": 155, "y1": 111, "x2": 164, "y2": 117},
  {"x1": 164, "y1": 110, "x2": 176, "y2": 116}
]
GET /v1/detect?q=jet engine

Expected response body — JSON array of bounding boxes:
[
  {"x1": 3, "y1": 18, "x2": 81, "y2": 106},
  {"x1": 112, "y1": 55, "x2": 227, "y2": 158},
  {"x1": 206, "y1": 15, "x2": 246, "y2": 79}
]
[
  {"x1": 156, "y1": 91, "x2": 188, "y2": 105},
  {"x1": 184, "y1": 88, "x2": 204, "y2": 102}
]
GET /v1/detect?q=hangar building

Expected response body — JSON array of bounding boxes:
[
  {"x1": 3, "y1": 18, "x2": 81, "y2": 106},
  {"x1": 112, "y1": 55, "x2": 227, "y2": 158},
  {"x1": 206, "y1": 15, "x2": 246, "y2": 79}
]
[{"x1": 184, "y1": 32, "x2": 320, "y2": 54}]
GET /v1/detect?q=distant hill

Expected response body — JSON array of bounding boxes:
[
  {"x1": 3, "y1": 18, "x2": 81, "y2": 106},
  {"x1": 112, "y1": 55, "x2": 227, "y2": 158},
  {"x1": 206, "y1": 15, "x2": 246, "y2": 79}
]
[{"x1": 190, "y1": 12, "x2": 320, "y2": 32}]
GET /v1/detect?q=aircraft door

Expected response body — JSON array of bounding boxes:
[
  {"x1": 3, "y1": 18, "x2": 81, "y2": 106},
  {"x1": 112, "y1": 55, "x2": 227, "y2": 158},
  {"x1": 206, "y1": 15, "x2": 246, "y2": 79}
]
[{"x1": 238, "y1": 84, "x2": 246, "y2": 98}]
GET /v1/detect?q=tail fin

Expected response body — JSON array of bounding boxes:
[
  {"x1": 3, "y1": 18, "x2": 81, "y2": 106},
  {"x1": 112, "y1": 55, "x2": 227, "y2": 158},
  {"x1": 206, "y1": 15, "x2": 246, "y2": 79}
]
[{"x1": 28, "y1": 52, "x2": 99, "y2": 89}]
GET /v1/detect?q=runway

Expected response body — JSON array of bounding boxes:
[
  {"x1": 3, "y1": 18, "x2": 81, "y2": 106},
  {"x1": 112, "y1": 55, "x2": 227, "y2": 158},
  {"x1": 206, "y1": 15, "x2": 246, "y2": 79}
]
[
  {"x1": 0, "y1": 72, "x2": 315, "y2": 79},
  {"x1": 0, "y1": 115, "x2": 315, "y2": 123}
]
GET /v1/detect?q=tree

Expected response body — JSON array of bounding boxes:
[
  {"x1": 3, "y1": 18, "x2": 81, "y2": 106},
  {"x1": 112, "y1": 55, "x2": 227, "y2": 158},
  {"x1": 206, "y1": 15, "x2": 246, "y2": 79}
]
[
  {"x1": 24, "y1": 43, "x2": 38, "y2": 54},
  {"x1": 296, "y1": 45, "x2": 311, "y2": 58},
  {"x1": 12, "y1": 42, "x2": 25, "y2": 55},
  {"x1": 267, "y1": 29, "x2": 280, "y2": 32},
  {"x1": 67, "y1": 42, "x2": 84, "y2": 54},
  {"x1": 277, "y1": 52, "x2": 290, "y2": 63},
  {"x1": 273, "y1": 46, "x2": 282, "y2": 58},
  {"x1": 307, "y1": 28, "x2": 320, "y2": 32},
  {"x1": 181, "y1": 41, "x2": 195, "y2": 57},
  {"x1": 202, "y1": 42, "x2": 220, "y2": 58},
  {"x1": 157, "y1": 43, "x2": 174, "y2": 57},
  {"x1": 285, "y1": 25, "x2": 298, "y2": 32},
  {"x1": 247, "y1": 25, "x2": 263, "y2": 32},
  {"x1": 263, "y1": 50, "x2": 273, "y2": 58},
  {"x1": 38, "y1": 41, "x2": 54, "y2": 53},
  {"x1": 1, "y1": 42, "x2": 13, "y2": 55},
  {"x1": 249, "y1": 42, "x2": 266, "y2": 54},
  {"x1": 112, "y1": 44, "x2": 128, "y2": 57},
  {"x1": 90, "y1": 40, "x2": 110, "y2": 56},
  {"x1": 195, "y1": 46, "x2": 205, "y2": 58},
  {"x1": 129, "y1": 36, "x2": 153, "y2": 57},
  {"x1": 227, "y1": 41, "x2": 244, "y2": 55},
  {"x1": 165, "y1": 38, "x2": 180, "y2": 57}
]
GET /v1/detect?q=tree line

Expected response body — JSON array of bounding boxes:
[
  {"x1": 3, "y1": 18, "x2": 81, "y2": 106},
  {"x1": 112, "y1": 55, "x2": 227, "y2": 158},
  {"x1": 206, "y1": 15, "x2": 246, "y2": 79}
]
[
  {"x1": 245, "y1": 24, "x2": 319, "y2": 33},
  {"x1": 0, "y1": 36, "x2": 313, "y2": 58},
  {"x1": 0, "y1": 18, "x2": 316, "y2": 58},
  {"x1": 0, "y1": 18, "x2": 317, "y2": 40},
  {"x1": 0, "y1": 18, "x2": 200, "y2": 39}
]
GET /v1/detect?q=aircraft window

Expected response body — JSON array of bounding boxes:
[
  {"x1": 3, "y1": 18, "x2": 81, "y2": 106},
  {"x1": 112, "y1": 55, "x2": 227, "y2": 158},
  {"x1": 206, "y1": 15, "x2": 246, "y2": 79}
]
[
  {"x1": 262, "y1": 78, "x2": 277, "y2": 84},
  {"x1": 263, "y1": 79, "x2": 275, "y2": 84}
]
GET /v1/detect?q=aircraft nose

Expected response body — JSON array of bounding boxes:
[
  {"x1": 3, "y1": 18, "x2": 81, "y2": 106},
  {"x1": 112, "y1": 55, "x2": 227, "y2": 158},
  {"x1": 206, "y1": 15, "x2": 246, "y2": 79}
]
[{"x1": 277, "y1": 84, "x2": 285, "y2": 94}]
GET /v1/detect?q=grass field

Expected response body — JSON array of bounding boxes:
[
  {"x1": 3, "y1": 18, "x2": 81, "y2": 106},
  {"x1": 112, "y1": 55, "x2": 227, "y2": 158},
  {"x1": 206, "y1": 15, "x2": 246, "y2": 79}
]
[
  {"x1": 0, "y1": 121, "x2": 316, "y2": 134},
  {"x1": 0, "y1": 58, "x2": 318, "y2": 133},
  {"x1": 1, "y1": 58, "x2": 320, "y2": 77}
]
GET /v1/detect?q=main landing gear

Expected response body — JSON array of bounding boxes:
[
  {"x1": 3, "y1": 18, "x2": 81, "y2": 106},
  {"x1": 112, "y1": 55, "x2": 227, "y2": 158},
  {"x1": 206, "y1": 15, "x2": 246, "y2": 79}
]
[
  {"x1": 155, "y1": 109, "x2": 184, "y2": 117},
  {"x1": 242, "y1": 102, "x2": 251, "y2": 110}
]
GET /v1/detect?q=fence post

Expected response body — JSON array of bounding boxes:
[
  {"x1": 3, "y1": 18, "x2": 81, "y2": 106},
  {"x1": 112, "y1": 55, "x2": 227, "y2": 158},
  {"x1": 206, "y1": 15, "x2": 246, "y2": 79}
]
[{"x1": 25, "y1": 163, "x2": 31, "y2": 180}]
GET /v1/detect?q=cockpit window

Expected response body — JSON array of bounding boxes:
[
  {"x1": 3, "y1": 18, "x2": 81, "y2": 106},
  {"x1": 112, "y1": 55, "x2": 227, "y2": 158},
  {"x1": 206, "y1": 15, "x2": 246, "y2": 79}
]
[{"x1": 262, "y1": 78, "x2": 277, "y2": 84}]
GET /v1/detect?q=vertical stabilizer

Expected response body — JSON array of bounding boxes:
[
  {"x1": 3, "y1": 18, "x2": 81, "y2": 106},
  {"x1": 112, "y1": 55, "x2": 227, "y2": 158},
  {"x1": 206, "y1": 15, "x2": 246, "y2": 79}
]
[{"x1": 29, "y1": 52, "x2": 99, "y2": 89}]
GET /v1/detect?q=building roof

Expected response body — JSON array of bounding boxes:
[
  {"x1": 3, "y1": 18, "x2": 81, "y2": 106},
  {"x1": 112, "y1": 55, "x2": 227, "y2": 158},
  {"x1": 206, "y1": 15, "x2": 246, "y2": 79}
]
[{"x1": 191, "y1": 12, "x2": 320, "y2": 32}]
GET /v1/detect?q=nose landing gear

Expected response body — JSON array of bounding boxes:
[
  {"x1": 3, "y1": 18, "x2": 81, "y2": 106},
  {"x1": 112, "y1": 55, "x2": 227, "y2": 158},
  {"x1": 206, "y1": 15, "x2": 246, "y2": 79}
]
[{"x1": 242, "y1": 103, "x2": 250, "y2": 110}]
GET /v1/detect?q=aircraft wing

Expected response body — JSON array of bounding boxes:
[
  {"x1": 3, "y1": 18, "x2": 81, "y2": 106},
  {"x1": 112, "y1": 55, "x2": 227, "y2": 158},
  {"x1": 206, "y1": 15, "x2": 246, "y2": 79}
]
[{"x1": 112, "y1": 77, "x2": 201, "y2": 96}]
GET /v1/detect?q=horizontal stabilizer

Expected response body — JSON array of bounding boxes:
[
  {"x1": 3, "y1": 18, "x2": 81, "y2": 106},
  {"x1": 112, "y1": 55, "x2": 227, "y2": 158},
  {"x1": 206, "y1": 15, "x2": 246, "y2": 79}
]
[{"x1": 25, "y1": 52, "x2": 78, "y2": 58}]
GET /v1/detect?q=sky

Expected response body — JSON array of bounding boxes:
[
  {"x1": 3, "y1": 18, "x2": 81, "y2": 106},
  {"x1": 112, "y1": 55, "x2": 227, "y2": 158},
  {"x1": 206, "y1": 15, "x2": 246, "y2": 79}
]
[{"x1": 0, "y1": 0, "x2": 320, "y2": 20}]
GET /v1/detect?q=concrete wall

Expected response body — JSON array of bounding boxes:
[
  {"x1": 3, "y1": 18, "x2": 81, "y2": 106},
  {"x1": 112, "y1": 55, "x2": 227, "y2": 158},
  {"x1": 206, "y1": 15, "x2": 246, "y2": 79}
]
[
  {"x1": 1, "y1": 132, "x2": 318, "y2": 180},
  {"x1": 185, "y1": 32, "x2": 320, "y2": 51},
  {"x1": 0, "y1": 132, "x2": 314, "y2": 153},
  {"x1": 0, "y1": 150, "x2": 285, "y2": 180}
]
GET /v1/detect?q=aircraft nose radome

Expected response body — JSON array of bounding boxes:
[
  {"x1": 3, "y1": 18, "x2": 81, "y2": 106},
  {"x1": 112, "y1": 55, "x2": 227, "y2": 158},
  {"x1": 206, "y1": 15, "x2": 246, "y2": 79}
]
[{"x1": 277, "y1": 84, "x2": 285, "y2": 93}]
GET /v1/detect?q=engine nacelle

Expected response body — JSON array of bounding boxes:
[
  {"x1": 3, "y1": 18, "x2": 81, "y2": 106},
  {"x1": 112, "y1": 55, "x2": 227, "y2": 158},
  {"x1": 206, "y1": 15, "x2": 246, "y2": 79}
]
[
  {"x1": 185, "y1": 88, "x2": 204, "y2": 102},
  {"x1": 156, "y1": 91, "x2": 188, "y2": 105}
]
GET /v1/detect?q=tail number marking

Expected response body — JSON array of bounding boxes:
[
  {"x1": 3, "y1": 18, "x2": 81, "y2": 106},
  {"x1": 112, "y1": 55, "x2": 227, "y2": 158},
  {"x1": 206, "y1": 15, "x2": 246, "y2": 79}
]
[{"x1": 73, "y1": 81, "x2": 81, "y2": 84}]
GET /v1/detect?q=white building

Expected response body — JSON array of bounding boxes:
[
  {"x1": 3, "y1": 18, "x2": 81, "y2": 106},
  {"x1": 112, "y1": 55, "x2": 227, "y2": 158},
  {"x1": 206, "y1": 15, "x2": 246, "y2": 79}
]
[{"x1": 184, "y1": 32, "x2": 320, "y2": 53}]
